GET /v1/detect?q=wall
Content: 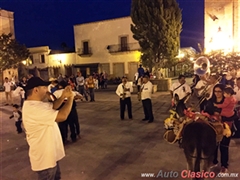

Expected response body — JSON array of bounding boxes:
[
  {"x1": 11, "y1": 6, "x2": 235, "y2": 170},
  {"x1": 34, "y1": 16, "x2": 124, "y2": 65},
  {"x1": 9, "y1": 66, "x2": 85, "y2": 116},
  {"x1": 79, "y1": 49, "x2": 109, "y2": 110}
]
[
  {"x1": 0, "y1": 9, "x2": 15, "y2": 38},
  {"x1": 74, "y1": 17, "x2": 141, "y2": 79}
]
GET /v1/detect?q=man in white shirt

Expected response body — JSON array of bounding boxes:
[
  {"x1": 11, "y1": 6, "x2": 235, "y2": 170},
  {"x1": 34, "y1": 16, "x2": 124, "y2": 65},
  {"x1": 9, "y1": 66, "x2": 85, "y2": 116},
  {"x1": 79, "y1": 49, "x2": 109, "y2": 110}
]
[
  {"x1": 3, "y1": 77, "x2": 13, "y2": 105},
  {"x1": 170, "y1": 75, "x2": 191, "y2": 108},
  {"x1": 76, "y1": 72, "x2": 88, "y2": 101},
  {"x1": 22, "y1": 77, "x2": 74, "y2": 179},
  {"x1": 116, "y1": 76, "x2": 133, "y2": 120},
  {"x1": 141, "y1": 75, "x2": 154, "y2": 123}
]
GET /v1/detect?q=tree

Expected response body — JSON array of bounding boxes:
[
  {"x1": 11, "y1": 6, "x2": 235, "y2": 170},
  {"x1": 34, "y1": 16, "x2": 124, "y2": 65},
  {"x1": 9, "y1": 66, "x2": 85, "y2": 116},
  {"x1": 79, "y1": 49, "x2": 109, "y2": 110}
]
[
  {"x1": 131, "y1": 0, "x2": 182, "y2": 71},
  {"x1": 0, "y1": 33, "x2": 30, "y2": 71}
]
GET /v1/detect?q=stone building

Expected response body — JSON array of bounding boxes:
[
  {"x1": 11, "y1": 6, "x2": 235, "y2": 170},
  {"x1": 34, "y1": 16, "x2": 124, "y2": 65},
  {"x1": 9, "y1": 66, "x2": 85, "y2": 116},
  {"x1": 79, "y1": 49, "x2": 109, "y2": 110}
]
[
  {"x1": 205, "y1": 0, "x2": 240, "y2": 53},
  {"x1": 74, "y1": 16, "x2": 140, "y2": 80}
]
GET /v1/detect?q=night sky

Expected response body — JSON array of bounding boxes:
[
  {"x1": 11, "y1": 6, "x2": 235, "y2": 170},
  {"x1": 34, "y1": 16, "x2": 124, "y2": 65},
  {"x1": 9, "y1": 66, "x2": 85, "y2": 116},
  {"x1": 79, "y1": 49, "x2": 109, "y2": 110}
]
[{"x1": 1, "y1": 0, "x2": 204, "y2": 51}]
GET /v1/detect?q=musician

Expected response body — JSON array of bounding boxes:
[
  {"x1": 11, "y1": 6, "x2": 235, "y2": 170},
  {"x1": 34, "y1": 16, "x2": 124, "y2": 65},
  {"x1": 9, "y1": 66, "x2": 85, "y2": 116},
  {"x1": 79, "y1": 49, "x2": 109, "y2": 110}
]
[
  {"x1": 195, "y1": 76, "x2": 208, "y2": 111},
  {"x1": 170, "y1": 75, "x2": 191, "y2": 109},
  {"x1": 141, "y1": 75, "x2": 154, "y2": 123},
  {"x1": 116, "y1": 76, "x2": 133, "y2": 120}
]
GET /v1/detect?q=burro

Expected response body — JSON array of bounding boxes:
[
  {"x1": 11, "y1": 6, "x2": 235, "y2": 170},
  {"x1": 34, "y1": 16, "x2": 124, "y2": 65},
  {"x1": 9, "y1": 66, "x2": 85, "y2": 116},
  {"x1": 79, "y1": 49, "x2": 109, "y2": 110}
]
[{"x1": 181, "y1": 170, "x2": 215, "y2": 179}]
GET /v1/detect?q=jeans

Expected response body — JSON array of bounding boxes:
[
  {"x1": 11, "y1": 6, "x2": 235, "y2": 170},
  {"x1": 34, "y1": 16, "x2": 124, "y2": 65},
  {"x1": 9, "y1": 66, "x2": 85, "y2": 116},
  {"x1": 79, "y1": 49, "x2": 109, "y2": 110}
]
[
  {"x1": 213, "y1": 136, "x2": 231, "y2": 168},
  {"x1": 37, "y1": 162, "x2": 61, "y2": 180},
  {"x1": 89, "y1": 88, "x2": 95, "y2": 101},
  {"x1": 78, "y1": 85, "x2": 88, "y2": 101}
]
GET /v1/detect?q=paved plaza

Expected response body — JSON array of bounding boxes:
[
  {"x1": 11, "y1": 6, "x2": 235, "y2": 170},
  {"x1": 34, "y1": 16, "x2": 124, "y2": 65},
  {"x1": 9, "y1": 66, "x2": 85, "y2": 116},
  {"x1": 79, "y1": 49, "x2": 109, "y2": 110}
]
[{"x1": 0, "y1": 89, "x2": 240, "y2": 180}]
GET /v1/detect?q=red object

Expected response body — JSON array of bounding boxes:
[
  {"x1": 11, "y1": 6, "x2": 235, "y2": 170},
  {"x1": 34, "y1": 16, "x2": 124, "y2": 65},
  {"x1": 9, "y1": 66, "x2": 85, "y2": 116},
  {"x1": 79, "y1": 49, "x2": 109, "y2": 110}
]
[{"x1": 216, "y1": 96, "x2": 236, "y2": 117}]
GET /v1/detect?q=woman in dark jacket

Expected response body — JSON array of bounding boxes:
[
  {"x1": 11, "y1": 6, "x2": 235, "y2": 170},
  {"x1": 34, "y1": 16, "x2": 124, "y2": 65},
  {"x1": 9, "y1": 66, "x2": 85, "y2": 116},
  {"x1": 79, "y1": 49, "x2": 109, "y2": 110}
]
[{"x1": 205, "y1": 84, "x2": 234, "y2": 173}]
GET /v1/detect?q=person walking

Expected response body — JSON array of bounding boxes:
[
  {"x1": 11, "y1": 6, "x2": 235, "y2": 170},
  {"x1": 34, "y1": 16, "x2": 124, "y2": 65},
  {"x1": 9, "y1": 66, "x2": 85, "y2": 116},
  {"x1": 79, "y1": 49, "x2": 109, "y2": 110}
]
[
  {"x1": 141, "y1": 75, "x2": 154, "y2": 123},
  {"x1": 86, "y1": 75, "x2": 95, "y2": 102},
  {"x1": 22, "y1": 77, "x2": 74, "y2": 180},
  {"x1": 3, "y1": 77, "x2": 13, "y2": 105},
  {"x1": 116, "y1": 76, "x2": 133, "y2": 120}
]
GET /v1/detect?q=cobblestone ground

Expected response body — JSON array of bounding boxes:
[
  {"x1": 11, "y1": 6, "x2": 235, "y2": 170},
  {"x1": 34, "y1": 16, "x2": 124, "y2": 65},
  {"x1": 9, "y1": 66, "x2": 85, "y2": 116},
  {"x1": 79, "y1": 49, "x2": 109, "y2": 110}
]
[{"x1": 0, "y1": 89, "x2": 239, "y2": 180}]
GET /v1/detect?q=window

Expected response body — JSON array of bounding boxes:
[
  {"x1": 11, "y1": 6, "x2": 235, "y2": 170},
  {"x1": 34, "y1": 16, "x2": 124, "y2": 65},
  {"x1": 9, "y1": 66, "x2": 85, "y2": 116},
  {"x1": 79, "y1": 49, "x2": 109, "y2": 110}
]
[
  {"x1": 83, "y1": 41, "x2": 89, "y2": 54},
  {"x1": 40, "y1": 54, "x2": 45, "y2": 63},
  {"x1": 120, "y1": 36, "x2": 128, "y2": 51},
  {"x1": 29, "y1": 55, "x2": 34, "y2": 64}
]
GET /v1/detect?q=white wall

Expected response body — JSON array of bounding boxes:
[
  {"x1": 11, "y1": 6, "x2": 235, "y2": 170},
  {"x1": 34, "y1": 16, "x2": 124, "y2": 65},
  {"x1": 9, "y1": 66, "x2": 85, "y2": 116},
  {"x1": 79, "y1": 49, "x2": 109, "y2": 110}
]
[{"x1": 73, "y1": 17, "x2": 140, "y2": 76}]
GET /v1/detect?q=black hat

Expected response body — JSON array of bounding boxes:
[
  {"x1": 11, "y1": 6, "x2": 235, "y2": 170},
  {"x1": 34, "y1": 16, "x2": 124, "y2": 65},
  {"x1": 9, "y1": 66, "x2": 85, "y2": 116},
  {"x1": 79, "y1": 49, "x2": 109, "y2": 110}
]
[
  {"x1": 58, "y1": 80, "x2": 68, "y2": 88},
  {"x1": 25, "y1": 77, "x2": 51, "y2": 91}
]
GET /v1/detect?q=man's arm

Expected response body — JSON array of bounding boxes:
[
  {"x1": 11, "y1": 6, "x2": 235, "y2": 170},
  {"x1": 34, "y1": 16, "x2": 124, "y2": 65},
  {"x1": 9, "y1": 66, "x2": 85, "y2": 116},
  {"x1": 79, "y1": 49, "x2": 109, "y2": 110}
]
[
  {"x1": 55, "y1": 96, "x2": 74, "y2": 122},
  {"x1": 52, "y1": 95, "x2": 65, "y2": 110}
]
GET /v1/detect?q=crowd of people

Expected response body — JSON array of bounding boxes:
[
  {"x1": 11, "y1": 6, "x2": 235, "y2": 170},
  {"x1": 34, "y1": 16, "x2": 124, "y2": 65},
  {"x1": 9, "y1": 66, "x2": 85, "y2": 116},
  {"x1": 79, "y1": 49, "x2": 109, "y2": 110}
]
[{"x1": 170, "y1": 71, "x2": 240, "y2": 173}]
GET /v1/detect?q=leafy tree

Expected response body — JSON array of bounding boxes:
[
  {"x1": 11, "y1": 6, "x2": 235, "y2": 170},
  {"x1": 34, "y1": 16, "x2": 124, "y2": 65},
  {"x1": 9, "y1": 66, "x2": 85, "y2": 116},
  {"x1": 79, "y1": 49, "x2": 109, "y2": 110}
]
[
  {"x1": 131, "y1": 0, "x2": 182, "y2": 71},
  {"x1": 0, "y1": 33, "x2": 30, "y2": 71}
]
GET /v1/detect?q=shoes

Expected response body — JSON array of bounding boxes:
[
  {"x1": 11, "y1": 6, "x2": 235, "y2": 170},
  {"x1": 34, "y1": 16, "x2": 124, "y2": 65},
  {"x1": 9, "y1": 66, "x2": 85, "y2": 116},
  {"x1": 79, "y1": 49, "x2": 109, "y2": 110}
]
[
  {"x1": 220, "y1": 166, "x2": 228, "y2": 173},
  {"x1": 5, "y1": 103, "x2": 9, "y2": 106},
  {"x1": 142, "y1": 118, "x2": 148, "y2": 121},
  {"x1": 129, "y1": 118, "x2": 133, "y2": 120},
  {"x1": 121, "y1": 118, "x2": 124, "y2": 120},
  {"x1": 77, "y1": 135, "x2": 81, "y2": 139},
  {"x1": 148, "y1": 120, "x2": 153, "y2": 123}
]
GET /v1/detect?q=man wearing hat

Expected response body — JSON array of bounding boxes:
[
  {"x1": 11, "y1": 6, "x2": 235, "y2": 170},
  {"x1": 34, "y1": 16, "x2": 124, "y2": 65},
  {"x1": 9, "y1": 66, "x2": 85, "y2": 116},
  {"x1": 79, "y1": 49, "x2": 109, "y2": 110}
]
[
  {"x1": 22, "y1": 77, "x2": 74, "y2": 179},
  {"x1": 141, "y1": 75, "x2": 154, "y2": 123},
  {"x1": 116, "y1": 76, "x2": 133, "y2": 120}
]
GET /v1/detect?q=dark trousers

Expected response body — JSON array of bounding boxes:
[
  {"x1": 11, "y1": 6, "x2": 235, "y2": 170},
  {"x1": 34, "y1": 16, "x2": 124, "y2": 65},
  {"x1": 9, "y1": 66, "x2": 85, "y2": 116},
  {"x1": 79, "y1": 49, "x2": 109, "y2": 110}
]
[
  {"x1": 213, "y1": 136, "x2": 231, "y2": 168},
  {"x1": 15, "y1": 121, "x2": 22, "y2": 133},
  {"x1": 58, "y1": 121, "x2": 68, "y2": 143},
  {"x1": 78, "y1": 85, "x2": 88, "y2": 101},
  {"x1": 37, "y1": 161, "x2": 61, "y2": 180},
  {"x1": 71, "y1": 108, "x2": 80, "y2": 136},
  {"x1": 142, "y1": 99, "x2": 154, "y2": 121},
  {"x1": 89, "y1": 88, "x2": 95, "y2": 101},
  {"x1": 120, "y1": 97, "x2": 132, "y2": 119}
]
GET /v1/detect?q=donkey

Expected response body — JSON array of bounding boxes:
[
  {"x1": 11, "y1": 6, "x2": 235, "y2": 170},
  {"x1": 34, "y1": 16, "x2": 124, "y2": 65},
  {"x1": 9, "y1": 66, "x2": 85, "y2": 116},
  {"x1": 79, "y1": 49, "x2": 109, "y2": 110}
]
[{"x1": 176, "y1": 101, "x2": 217, "y2": 180}]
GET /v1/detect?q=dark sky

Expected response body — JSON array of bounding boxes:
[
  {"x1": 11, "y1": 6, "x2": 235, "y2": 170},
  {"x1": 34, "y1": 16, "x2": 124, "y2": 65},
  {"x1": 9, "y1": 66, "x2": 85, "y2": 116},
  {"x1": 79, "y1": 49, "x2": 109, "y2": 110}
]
[{"x1": 1, "y1": 0, "x2": 204, "y2": 51}]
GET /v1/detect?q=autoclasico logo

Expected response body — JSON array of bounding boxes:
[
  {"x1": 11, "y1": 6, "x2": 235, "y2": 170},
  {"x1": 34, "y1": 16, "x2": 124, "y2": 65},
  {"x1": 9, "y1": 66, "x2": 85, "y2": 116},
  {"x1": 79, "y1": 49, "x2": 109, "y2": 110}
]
[{"x1": 156, "y1": 170, "x2": 215, "y2": 179}]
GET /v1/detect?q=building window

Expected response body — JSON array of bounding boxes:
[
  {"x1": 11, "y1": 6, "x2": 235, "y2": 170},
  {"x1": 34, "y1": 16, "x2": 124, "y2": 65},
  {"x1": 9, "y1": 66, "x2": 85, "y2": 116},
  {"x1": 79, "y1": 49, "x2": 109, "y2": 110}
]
[
  {"x1": 40, "y1": 54, "x2": 45, "y2": 63},
  {"x1": 83, "y1": 41, "x2": 89, "y2": 54},
  {"x1": 120, "y1": 36, "x2": 128, "y2": 51},
  {"x1": 29, "y1": 55, "x2": 34, "y2": 64}
]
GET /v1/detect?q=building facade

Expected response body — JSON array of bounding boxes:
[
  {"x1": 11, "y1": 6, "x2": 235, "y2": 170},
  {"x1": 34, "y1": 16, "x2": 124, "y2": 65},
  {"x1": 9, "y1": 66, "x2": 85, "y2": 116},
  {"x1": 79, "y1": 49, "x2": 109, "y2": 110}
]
[
  {"x1": 1, "y1": 9, "x2": 16, "y2": 84},
  {"x1": 0, "y1": 9, "x2": 14, "y2": 37},
  {"x1": 25, "y1": 46, "x2": 76, "y2": 80},
  {"x1": 205, "y1": 0, "x2": 240, "y2": 53},
  {"x1": 74, "y1": 16, "x2": 140, "y2": 80}
]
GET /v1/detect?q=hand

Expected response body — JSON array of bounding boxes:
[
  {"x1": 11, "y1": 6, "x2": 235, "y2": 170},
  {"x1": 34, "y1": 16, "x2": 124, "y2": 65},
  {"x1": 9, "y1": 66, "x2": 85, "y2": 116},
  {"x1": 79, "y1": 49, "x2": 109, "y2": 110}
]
[
  {"x1": 213, "y1": 103, "x2": 217, "y2": 107},
  {"x1": 62, "y1": 86, "x2": 74, "y2": 98}
]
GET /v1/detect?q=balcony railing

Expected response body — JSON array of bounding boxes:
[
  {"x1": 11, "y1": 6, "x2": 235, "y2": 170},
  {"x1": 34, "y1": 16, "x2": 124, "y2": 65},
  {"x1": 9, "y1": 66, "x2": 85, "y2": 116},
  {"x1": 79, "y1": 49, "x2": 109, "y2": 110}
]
[
  {"x1": 107, "y1": 42, "x2": 140, "y2": 53},
  {"x1": 77, "y1": 48, "x2": 92, "y2": 57}
]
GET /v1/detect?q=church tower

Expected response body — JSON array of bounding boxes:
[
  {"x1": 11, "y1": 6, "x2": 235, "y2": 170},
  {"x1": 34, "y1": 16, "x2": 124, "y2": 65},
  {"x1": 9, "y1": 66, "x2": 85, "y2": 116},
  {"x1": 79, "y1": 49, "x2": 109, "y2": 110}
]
[
  {"x1": 0, "y1": 9, "x2": 15, "y2": 38},
  {"x1": 204, "y1": 0, "x2": 240, "y2": 53}
]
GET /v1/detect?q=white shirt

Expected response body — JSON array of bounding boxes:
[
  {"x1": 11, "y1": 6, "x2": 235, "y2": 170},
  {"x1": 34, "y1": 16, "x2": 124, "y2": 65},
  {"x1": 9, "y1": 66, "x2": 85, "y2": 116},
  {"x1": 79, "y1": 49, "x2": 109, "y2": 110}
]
[
  {"x1": 234, "y1": 86, "x2": 240, "y2": 102},
  {"x1": 134, "y1": 72, "x2": 139, "y2": 81},
  {"x1": 53, "y1": 89, "x2": 80, "y2": 99},
  {"x1": 170, "y1": 82, "x2": 191, "y2": 100},
  {"x1": 116, "y1": 82, "x2": 133, "y2": 98},
  {"x1": 195, "y1": 80, "x2": 207, "y2": 96},
  {"x1": 76, "y1": 76, "x2": 85, "y2": 86},
  {"x1": 3, "y1": 82, "x2": 12, "y2": 92},
  {"x1": 22, "y1": 101, "x2": 65, "y2": 171},
  {"x1": 141, "y1": 81, "x2": 153, "y2": 100}
]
